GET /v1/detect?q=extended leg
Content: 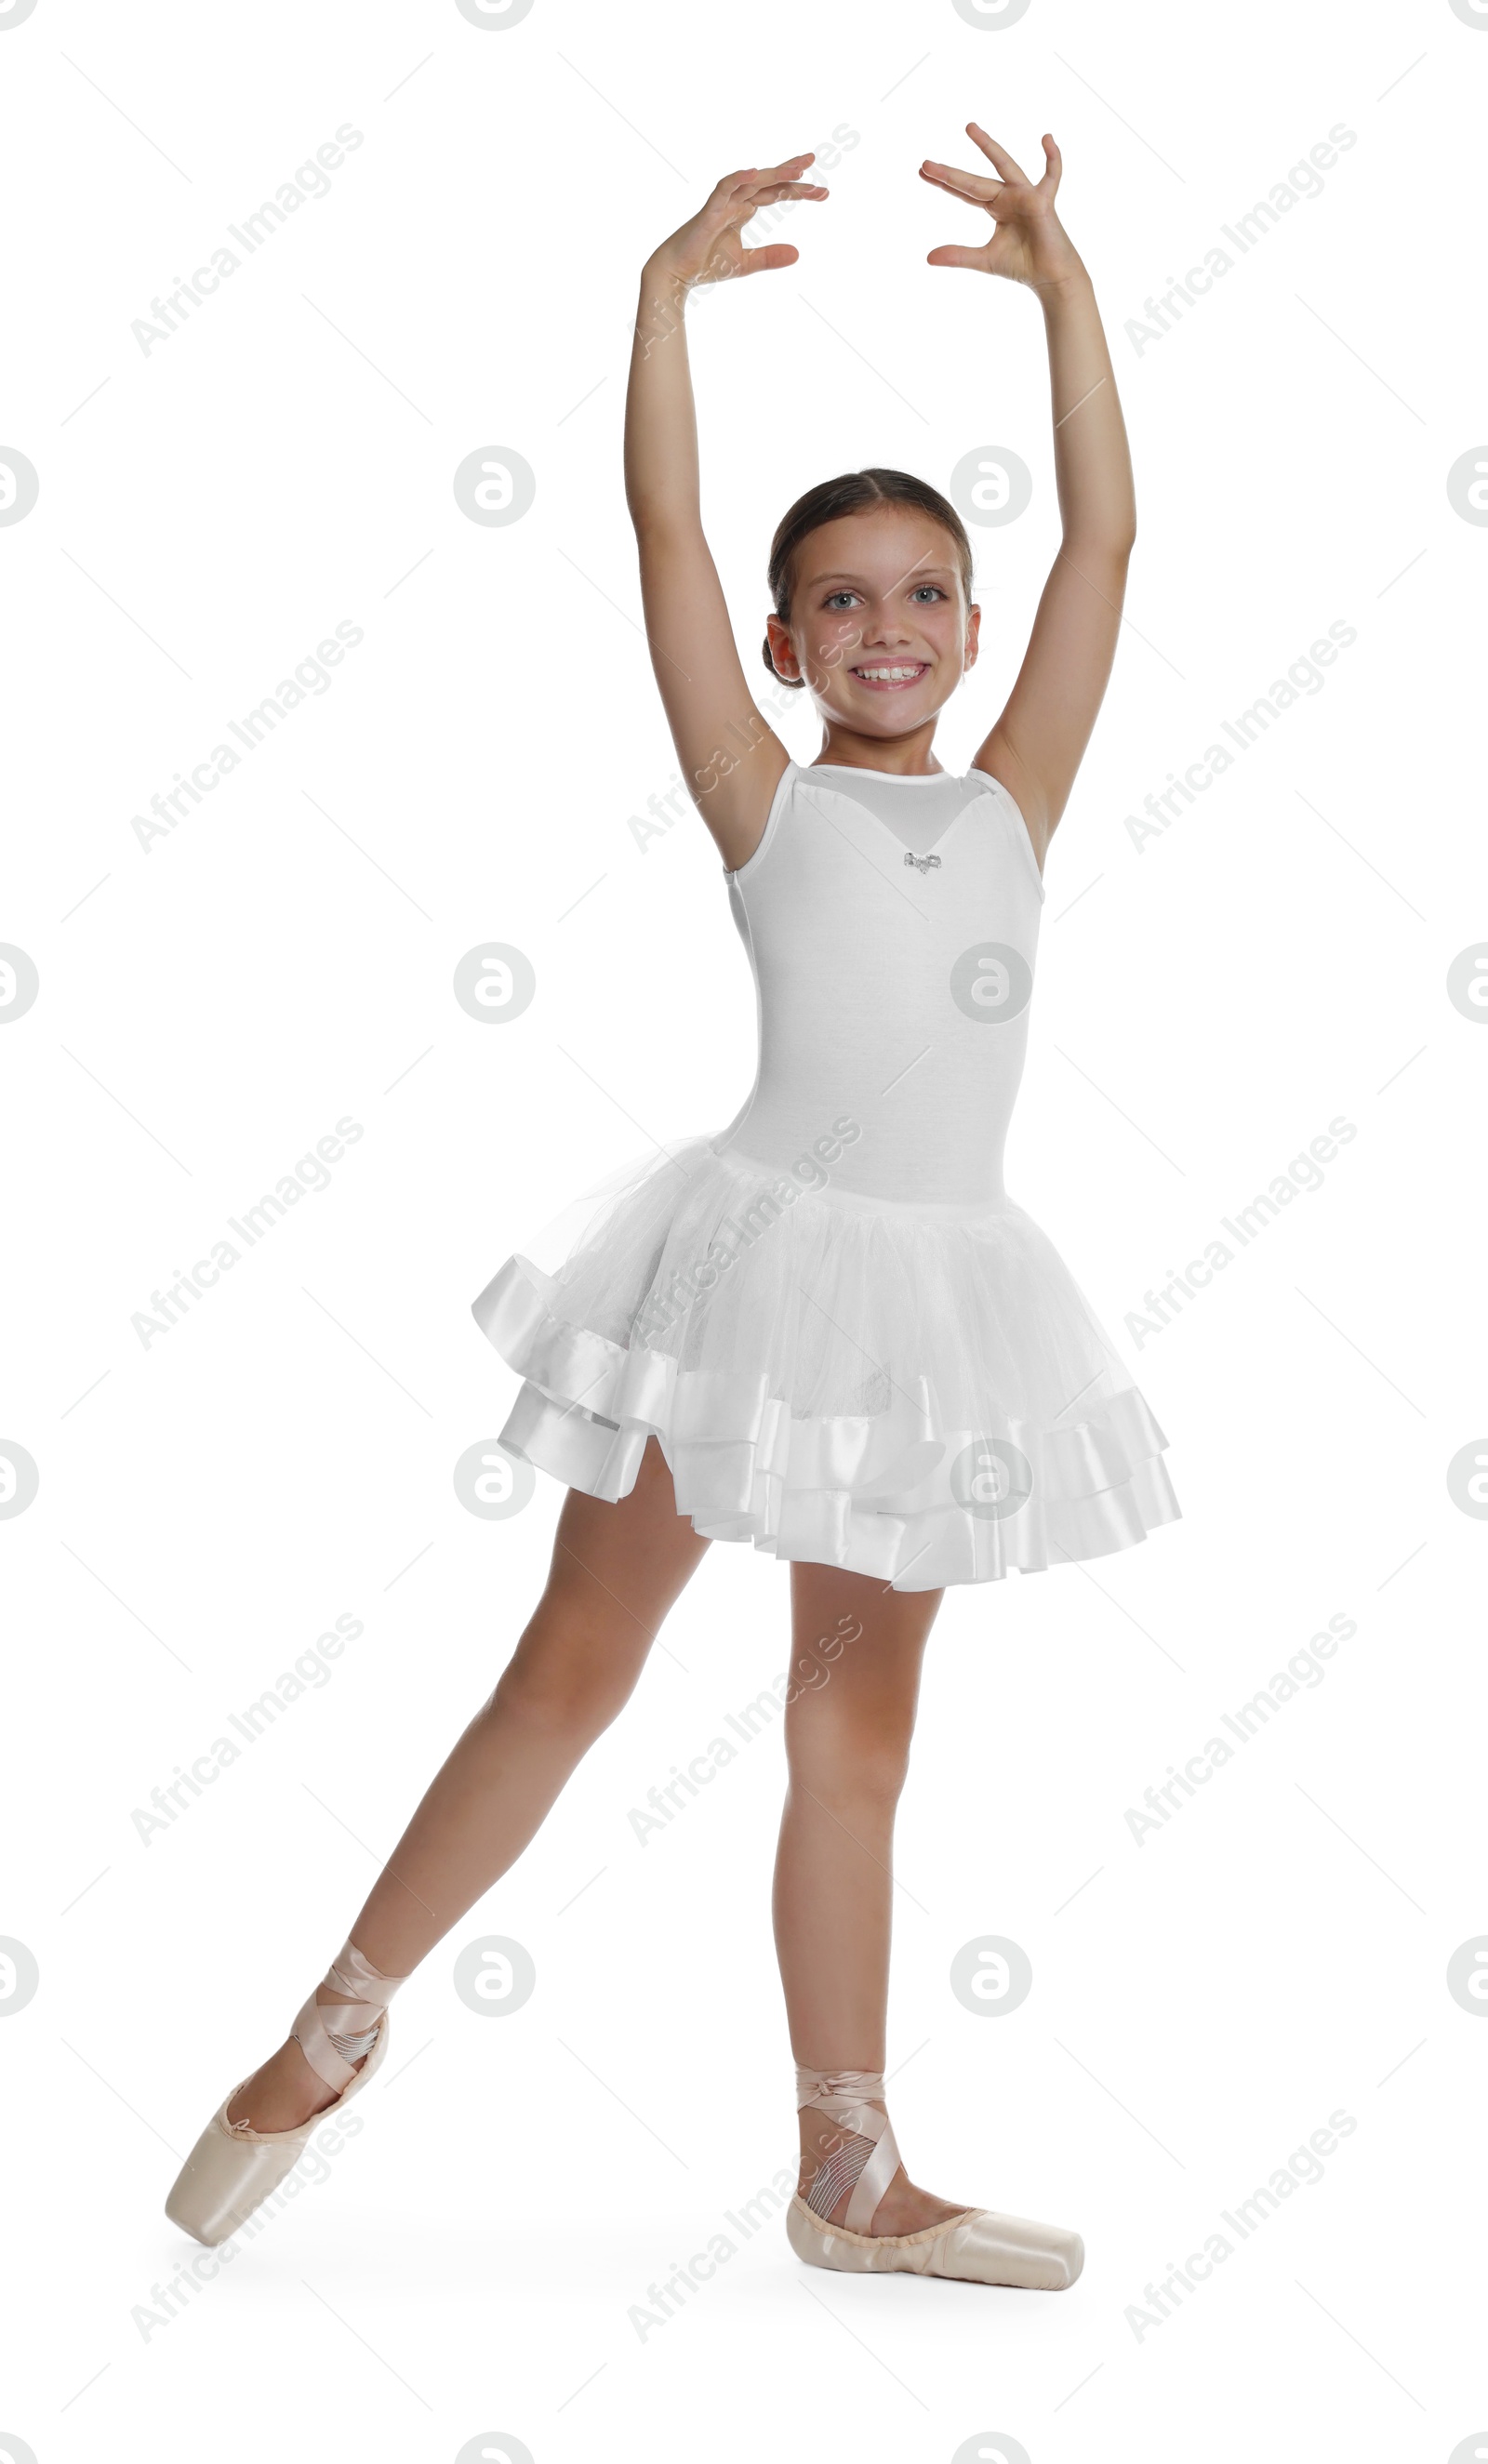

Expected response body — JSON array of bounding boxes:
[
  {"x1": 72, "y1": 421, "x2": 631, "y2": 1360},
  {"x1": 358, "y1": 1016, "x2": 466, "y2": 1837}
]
[{"x1": 226, "y1": 1439, "x2": 710, "y2": 2130}]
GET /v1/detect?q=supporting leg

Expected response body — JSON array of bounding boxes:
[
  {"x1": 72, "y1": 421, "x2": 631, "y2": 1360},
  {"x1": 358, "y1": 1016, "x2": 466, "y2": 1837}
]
[{"x1": 774, "y1": 1560, "x2": 969, "y2": 2236}]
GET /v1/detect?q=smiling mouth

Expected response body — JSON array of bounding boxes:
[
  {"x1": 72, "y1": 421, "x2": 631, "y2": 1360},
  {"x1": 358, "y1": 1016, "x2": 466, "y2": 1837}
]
[{"x1": 851, "y1": 662, "x2": 929, "y2": 690}]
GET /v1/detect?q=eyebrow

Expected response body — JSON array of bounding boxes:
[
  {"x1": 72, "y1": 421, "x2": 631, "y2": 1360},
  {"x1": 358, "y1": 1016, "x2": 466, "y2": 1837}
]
[{"x1": 806, "y1": 566, "x2": 957, "y2": 586}]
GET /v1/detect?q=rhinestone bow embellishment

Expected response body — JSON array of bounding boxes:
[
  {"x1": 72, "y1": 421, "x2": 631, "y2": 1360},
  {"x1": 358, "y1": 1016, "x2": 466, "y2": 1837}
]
[{"x1": 903, "y1": 851, "x2": 941, "y2": 874}]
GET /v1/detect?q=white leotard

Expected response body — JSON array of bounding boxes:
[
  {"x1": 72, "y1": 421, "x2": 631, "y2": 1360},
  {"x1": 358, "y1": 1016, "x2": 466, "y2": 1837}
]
[
  {"x1": 472, "y1": 748, "x2": 1181, "y2": 1588},
  {"x1": 712, "y1": 758, "x2": 1045, "y2": 1211}
]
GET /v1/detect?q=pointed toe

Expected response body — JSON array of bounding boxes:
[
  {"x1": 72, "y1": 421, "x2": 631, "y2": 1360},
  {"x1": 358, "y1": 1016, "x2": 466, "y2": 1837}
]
[
  {"x1": 164, "y1": 2006, "x2": 392, "y2": 2247},
  {"x1": 165, "y1": 2100, "x2": 318, "y2": 2247}
]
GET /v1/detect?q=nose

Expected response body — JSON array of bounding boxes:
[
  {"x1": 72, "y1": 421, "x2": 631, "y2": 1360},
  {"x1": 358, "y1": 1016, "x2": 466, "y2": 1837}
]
[{"x1": 858, "y1": 608, "x2": 914, "y2": 648}]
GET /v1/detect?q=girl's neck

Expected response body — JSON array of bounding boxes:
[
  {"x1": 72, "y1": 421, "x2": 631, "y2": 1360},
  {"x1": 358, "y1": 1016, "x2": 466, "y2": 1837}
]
[{"x1": 812, "y1": 727, "x2": 945, "y2": 778}]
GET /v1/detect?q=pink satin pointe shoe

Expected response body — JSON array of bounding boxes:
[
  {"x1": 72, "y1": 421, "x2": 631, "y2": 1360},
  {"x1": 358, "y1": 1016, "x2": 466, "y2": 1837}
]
[
  {"x1": 164, "y1": 1939, "x2": 410, "y2": 2247},
  {"x1": 786, "y1": 2064, "x2": 1083, "y2": 2290}
]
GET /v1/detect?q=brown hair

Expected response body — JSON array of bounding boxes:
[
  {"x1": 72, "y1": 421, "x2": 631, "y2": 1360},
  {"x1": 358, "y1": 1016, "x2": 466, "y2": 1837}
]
[{"x1": 762, "y1": 467, "x2": 975, "y2": 690}]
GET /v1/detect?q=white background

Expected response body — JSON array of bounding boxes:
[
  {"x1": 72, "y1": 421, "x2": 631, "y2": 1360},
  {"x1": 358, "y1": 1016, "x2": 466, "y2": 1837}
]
[{"x1": 2, "y1": 1, "x2": 1484, "y2": 2457}]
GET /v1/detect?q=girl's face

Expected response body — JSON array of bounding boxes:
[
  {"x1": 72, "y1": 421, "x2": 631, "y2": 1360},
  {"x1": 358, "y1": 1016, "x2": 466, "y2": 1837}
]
[{"x1": 767, "y1": 505, "x2": 980, "y2": 735}]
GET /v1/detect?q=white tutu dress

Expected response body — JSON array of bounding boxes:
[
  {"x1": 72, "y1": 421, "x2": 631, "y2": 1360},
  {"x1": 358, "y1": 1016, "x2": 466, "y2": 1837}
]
[{"x1": 472, "y1": 759, "x2": 1180, "y2": 1589}]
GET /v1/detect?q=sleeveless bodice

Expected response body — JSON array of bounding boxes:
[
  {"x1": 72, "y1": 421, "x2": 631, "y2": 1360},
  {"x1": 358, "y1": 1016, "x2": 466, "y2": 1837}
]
[{"x1": 713, "y1": 759, "x2": 1046, "y2": 1209}]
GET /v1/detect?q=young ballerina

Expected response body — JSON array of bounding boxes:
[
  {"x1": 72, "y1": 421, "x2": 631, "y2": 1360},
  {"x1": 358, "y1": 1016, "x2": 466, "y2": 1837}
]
[{"x1": 166, "y1": 126, "x2": 1179, "y2": 2287}]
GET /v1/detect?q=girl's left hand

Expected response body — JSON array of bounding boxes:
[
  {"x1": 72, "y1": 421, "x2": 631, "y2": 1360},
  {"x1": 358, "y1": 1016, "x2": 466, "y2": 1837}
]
[{"x1": 920, "y1": 126, "x2": 1083, "y2": 292}]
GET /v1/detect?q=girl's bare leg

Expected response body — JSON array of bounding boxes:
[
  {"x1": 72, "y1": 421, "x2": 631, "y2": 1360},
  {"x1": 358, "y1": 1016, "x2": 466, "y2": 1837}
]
[
  {"x1": 227, "y1": 1438, "x2": 709, "y2": 2129},
  {"x1": 774, "y1": 1561, "x2": 969, "y2": 2235}
]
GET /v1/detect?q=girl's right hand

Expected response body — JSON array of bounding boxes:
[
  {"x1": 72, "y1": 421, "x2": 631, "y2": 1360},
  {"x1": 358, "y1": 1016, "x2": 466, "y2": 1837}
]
[{"x1": 648, "y1": 155, "x2": 828, "y2": 289}]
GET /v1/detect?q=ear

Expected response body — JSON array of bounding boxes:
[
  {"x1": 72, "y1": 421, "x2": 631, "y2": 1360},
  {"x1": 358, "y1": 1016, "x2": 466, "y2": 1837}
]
[
  {"x1": 765, "y1": 610, "x2": 802, "y2": 683},
  {"x1": 963, "y1": 601, "x2": 981, "y2": 672}
]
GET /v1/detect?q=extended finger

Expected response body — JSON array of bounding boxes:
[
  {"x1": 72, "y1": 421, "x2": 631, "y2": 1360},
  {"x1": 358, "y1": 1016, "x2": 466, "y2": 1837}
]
[
  {"x1": 1037, "y1": 132, "x2": 1063, "y2": 191},
  {"x1": 919, "y1": 158, "x2": 1004, "y2": 207},
  {"x1": 737, "y1": 243, "x2": 803, "y2": 275},
  {"x1": 743, "y1": 179, "x2": 829, "y2": 206},
  {"x1": 926, "y1": 244, "x2": 991, "y2": 271},
  {"x1": 738, "y1": 151, "x2": 819, "y2": 192},
  {"x1": 716, "y1": 155, "x2": 821, "y2": 223},
  {"x1": 965, "y1": 123, "x2": 1032, "y2": 185},
  {"x1": 724, "y1": 179, "x2": 826, "y2": 239}
]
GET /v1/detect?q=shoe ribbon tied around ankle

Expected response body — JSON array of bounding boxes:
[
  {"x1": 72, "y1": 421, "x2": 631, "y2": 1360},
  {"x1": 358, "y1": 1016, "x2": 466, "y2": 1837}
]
[
  {"x1": 289, "y1": 1939, "x2": 412, "y2": 2096},
  {"x1": 795, "y1": 2064, "x2": 903, "y2": 2234}
]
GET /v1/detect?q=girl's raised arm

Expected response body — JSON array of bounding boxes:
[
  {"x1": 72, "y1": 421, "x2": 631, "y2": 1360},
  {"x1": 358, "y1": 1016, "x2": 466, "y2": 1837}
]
[
  {"x1": 921, "y1": 128, "x2": 1136, "y2": 873},
  {"x1": 624, "y1": 159, "x2": 827, "y2": 873}
]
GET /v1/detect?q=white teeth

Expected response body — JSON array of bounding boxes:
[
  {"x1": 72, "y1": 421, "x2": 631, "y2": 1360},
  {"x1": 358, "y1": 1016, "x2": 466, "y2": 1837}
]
[{"x1": 856, "y1": 666, "x2": 923, "y2": 681}]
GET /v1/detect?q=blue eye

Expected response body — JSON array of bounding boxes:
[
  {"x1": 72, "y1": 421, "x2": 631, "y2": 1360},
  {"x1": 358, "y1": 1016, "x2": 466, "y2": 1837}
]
[{"x1": 912, "y1": 585, "x2": 947, "y2": 602}]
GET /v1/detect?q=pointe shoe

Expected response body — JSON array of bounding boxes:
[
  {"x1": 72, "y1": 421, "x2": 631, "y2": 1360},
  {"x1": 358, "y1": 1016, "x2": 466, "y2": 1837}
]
[
  {"x1": 164, "y1": 1940, "x2": 410, "y2": 2247},
  {"x1": 786, "y1": 2064, "x2": 1083, "y2": 2291}
]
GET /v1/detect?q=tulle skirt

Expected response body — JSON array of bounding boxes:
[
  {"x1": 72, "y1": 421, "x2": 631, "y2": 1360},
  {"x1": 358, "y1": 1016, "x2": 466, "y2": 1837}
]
[{"x1": 471, "y1": 1135, "x2": 1180, "y2": 1591}]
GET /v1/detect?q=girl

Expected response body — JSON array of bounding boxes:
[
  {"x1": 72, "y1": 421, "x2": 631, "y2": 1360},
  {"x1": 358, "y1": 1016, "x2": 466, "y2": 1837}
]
[{"x1": 166, "y1": 126, "x2": 1178, "y2": 2289}]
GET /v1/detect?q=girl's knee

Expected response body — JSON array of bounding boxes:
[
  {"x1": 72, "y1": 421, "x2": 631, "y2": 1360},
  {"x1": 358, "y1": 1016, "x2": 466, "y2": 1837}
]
[
  {"x1": 492, "y1": 1607, "x2": 641, "y2": 1734},
  {"x1": 785, "y1": 1729, "x2": 912, "y2": 1810}
]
